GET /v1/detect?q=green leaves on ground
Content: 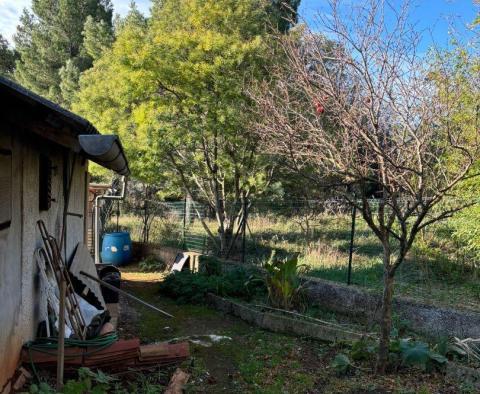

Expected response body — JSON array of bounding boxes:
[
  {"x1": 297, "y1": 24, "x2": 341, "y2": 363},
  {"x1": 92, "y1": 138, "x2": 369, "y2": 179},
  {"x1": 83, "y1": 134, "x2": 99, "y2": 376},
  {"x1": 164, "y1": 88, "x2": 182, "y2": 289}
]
[
  {"x1": 139, "y1": 256, "x2": 166, "y2": 272},
  {"x1": 29, "y1": 367, "x2": 116, "y2": 394},
  {"x1": 332, "y1": 337, "x2": 450, "y2": 375},
  {"x1": 350, "y1": 338, "x2": 376, "y2": 361},
  {"x1": 395, "y1": 339, "x2": 447, "y2": 371}
]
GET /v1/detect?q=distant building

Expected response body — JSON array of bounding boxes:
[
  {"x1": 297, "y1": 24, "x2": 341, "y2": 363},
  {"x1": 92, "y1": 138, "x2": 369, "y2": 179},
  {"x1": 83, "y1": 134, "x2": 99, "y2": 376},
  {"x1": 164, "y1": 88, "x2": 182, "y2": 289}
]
[{"x1": 0, "y1": 76, "x2": 129, "y2": 390}]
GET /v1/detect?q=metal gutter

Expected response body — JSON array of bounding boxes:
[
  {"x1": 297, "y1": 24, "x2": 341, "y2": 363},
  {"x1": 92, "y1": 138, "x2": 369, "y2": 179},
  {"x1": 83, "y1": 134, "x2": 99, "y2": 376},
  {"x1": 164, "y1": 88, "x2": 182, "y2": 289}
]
[{"x1": 78, "y1": 135, "x2": 130, "y2": 176}]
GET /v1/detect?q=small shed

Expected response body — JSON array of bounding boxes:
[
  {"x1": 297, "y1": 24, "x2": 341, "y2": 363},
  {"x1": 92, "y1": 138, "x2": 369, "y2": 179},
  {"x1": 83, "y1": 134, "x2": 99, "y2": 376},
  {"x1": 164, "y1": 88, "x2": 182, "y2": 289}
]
[{"x1": 0, "y1": 76, "x2": 129, "y2": 390}]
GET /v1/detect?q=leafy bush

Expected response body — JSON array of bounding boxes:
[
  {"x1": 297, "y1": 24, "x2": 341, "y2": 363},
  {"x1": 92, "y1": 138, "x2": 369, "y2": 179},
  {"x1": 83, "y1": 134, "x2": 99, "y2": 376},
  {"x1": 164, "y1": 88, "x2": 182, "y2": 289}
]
[
  {"x1": 263, "y1": 253, "x2": 308, "y2": 311},
  {"x1": 350, "y1": 338, "x2": 376, "y2": 361},
  {"x1": 199, "y1": 255, "x2": 223, "y2": 276},
  {"x1": 389, "y1": 338, "x2": 447, "y2": 371},
  {"x1": 139, "y1": 256, "x2": 166, "y2": 272},
  {"x1": 159, "y1": 268, "x2": 265, "y2": 303}
]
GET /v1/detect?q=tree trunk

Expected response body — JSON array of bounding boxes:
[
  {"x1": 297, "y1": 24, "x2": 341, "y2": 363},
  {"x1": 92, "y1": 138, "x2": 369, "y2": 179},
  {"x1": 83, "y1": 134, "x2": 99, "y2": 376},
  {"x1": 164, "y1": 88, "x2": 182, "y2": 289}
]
[{"x1": 377, "y1": 245, "x2": 394, "y2": 374}]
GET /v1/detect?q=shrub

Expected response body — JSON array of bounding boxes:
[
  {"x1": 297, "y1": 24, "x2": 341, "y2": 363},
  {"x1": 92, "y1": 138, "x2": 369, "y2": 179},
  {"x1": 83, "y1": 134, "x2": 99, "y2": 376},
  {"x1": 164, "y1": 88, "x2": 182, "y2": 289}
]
[
  {"x1": 387, "y1": 338, "x2": 448, "y2": 371},
  {"x1": 199, "y1": 255, "x2": 223, "y2": 276},
  {"x1": 331, "y1": 353, "x2": 353, "y2": 375},
  {"x1": 158, "y1": 267, "x2": 265, "y2": 303}
]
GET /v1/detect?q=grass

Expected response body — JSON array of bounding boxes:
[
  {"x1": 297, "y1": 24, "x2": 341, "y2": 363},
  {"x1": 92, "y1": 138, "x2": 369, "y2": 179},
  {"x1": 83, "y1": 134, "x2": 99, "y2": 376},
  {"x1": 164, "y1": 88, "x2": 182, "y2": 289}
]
[
  {"x1": 109, "y1": 210, "x2": 480, "y2": 312},
  {"x1": 115, "y1": 265, "x2": 466, "y2": 393},
  {"x1": 244, "y1": 214, "x2": 480, "y2": 311}
]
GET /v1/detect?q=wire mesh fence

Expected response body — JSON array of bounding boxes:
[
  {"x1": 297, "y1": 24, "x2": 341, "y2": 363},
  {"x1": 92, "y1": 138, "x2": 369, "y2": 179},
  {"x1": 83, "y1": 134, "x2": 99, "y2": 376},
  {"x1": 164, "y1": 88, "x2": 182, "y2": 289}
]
[
  {"x1": 103, "y1": 194, "x2": 479, "y2": 290},
  {"x1": 104, "y1": 199, "x2": 212, "y2": 252}
]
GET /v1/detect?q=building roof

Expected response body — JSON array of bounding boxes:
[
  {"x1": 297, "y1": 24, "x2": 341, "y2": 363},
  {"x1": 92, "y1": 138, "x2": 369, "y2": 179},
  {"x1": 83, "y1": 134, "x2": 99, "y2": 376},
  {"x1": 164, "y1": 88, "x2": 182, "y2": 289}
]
[{"x1": 0, "y1": 76, "x2": 130, "y2": 176}]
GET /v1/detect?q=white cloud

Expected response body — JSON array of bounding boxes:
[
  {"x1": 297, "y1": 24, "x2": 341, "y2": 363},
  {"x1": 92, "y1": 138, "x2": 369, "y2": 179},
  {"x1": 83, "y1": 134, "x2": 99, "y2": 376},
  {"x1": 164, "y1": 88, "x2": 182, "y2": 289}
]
[{"x1": 0, "y1": 0, "x2": 151, "y2": 46}]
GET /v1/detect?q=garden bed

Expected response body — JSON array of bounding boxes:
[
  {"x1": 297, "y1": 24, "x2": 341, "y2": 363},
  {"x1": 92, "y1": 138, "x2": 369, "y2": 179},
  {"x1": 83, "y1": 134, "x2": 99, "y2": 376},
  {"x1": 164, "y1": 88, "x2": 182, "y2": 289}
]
[
  {"x1": 206, "y1": 293, "x2": 369, "y2": 343},
  {"x1": 114, "y1": 263, "x2": 472, "y2": 392}
]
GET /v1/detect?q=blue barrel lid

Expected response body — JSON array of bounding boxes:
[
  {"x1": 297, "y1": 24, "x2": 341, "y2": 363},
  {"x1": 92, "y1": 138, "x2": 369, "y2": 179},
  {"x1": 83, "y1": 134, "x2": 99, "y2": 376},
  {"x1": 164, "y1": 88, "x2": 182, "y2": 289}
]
[{"x1": 103, "y1": 231, "x2": 130, "y2": 237}]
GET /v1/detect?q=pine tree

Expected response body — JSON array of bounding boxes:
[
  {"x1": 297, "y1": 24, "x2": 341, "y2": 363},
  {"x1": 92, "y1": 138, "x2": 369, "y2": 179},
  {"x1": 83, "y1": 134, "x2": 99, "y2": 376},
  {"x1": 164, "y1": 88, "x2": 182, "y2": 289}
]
[
  {"x1": 0, "y1": 35, "x2": 16, "y2": 78},
  {"x1": 83, "y1": 16, "x2": 114, "y2": 60},
  {"x1": 113, "y1": 1, "x2": 147, "y2": 35},
  {"x1": 14, "y1": 0, "x2": 113, "y2": 107},
  {"x1": 59, "y1": 60, "x2": 81, "y2": 106}
]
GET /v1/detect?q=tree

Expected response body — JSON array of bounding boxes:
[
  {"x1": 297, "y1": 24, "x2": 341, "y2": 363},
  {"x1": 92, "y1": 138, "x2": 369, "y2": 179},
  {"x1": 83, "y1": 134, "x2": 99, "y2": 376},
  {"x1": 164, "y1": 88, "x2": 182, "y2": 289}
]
[
  {"x1": 0, "y1": 35, "x2": 16, "y2": 77},
  {"x1": 74, "y1": 0, "x2": 283, "y2": 256},
  {"x1": 83, "y1": 15, "x2": 114, "y2": 61},
  {"x1": 59, "y1": 60, "x2": 81, "y2": 106},
  {"x1": 270, "y1": 0, "x2": 301, "y2": 33},
  {"x1": 14, "y1": 0, "x2": 113, "y2": 106},
  {"x1": 253, "y1": 0, "x2": 480, "y2": 372}
]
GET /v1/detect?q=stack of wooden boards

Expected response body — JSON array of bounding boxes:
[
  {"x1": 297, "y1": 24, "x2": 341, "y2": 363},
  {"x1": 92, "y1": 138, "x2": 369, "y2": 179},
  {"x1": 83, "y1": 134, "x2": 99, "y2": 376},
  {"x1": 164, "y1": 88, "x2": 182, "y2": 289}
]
[{"x1": 22, "y1": 339, "x2": 189, "y2": 372}]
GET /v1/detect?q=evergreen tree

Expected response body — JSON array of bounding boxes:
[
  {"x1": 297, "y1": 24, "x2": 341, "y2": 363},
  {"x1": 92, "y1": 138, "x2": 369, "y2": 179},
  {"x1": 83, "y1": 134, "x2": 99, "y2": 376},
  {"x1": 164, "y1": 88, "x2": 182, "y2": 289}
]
[
  {"x1": 83, "y1": 16, "x2": 114, "y2": 60},
  {"x1": 0, "y1": 35, "x2": 16, "y2": 78},
  {"x1": 59, "y1": 60, "x2": 81, "y2": 106},
  {"x1": 114, "y1": 1, "x2": 147, "y2": 34},
  {"x1": 14, "y1": 0, "x2": 113, "y2": 106}
]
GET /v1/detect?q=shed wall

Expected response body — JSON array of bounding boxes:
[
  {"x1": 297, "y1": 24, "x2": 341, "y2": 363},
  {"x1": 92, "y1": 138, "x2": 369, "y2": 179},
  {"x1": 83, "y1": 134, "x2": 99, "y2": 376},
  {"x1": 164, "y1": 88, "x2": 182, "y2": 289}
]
[{"x1": 0, "y1": 127, "x2": 88, "y2": 390}]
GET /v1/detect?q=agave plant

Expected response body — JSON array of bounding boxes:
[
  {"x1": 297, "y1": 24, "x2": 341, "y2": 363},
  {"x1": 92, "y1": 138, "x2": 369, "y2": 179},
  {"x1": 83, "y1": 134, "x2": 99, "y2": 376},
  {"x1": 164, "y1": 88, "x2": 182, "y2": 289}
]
[{"x1": 263, "y1": 252, "x2": 309, "y2": 311}]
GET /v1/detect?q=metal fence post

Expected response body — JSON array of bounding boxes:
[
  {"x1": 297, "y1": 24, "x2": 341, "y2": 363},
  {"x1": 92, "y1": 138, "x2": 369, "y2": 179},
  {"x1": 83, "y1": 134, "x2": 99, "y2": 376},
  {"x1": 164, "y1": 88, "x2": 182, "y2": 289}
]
[
  {"x1": 182, "y1": 196, "x2": 187, "y2": 250},
  {"x1": 347, "y1": 204, "x2": 356, "y2": 285},
  {"x1": 241, "y1": 197, "x2": 248, "y2": 263}
]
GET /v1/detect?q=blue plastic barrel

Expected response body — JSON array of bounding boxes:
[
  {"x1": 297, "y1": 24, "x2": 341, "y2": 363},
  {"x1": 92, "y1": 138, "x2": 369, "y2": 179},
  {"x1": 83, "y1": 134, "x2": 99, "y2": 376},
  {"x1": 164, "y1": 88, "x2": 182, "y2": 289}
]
[{"x1": 101, "y1": 232, "x2": 132, "y2": 266}]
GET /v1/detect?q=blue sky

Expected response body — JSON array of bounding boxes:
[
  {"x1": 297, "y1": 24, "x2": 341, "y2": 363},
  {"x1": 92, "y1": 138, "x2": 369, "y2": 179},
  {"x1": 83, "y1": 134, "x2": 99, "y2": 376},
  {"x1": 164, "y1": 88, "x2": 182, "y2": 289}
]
[
  {"x1": 0, "y1": 0, "x2": 151, "y2": 44},
  {"x1": 0, "y1": 0, "x2": 478, "y2": 50},
  {"x1": 299, "y1": 0, "x2": 479, "y2": 51}
]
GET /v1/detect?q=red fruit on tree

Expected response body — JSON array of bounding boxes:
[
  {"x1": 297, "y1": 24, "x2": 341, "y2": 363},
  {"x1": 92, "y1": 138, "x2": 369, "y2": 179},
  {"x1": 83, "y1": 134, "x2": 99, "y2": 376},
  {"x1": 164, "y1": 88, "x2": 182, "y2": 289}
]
[{"x1": 314, "y1": 100, "x2": 325, "y2": 114}]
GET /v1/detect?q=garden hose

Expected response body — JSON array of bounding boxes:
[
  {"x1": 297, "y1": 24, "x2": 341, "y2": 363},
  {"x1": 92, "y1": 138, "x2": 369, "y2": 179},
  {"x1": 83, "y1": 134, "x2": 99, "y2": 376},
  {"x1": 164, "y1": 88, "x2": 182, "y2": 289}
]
[{"x1": 24, "y1": 332, "x2": 119, "y2": 382}]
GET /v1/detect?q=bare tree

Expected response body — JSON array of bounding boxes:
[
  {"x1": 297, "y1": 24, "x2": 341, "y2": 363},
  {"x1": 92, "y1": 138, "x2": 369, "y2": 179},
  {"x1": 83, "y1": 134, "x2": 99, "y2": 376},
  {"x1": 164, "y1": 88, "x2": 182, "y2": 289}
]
[{"x1": 253, "y1": 0, "x2": 480, "y2": 372}]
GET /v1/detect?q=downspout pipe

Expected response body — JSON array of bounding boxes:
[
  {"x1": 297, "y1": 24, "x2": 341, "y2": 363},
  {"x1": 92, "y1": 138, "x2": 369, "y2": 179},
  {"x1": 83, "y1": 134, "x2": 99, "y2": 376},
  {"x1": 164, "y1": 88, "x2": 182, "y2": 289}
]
[{"x1": 94, "y1": 176, "x2": 127, "y2": 264}]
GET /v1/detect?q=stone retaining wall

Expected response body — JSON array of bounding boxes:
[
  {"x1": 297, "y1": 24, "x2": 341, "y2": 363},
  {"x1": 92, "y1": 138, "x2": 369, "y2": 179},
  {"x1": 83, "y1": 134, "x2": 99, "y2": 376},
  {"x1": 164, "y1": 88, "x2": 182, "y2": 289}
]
[
  {"x1": 206, "y1": 294, "x2": 364, "y2": 342},
  {"x1": 304, "y1": 276, "x2": 480, "y2": 339},
  {"x1": 219, "y1": 260, "x2": 480, "y2": 338},
  {"x1": 132, "y1": 242, "x2": 181, "y2": 268}
]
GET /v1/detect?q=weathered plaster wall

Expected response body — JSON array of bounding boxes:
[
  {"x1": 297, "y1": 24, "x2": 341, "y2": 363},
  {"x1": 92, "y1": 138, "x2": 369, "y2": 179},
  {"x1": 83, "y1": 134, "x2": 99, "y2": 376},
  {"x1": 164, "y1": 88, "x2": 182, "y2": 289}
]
[{"x1": 0, "y1": 128, "x2": 88, "y2": 390}]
